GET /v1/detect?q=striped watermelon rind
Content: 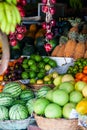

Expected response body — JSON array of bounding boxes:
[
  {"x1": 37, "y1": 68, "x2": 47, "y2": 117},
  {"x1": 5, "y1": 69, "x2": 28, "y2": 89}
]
[
  {"x1": 0, "y1": 106, "x2": 9, "y2": 120},
  {"x1": 9, "y1": 104, "x2": 29, "y2": 120},
  {"x1": 36, "y1": 86, "x2": 51, "y2": 98},
  {"x1": 20, "y1": 90, "x2": 34, "y2": 101},
  {"x1": 3, "y1": 82, "x2": 22, "y2": 98},
  {"x1": 0, "y1": 92, "x2": 14, "y2": 107}
]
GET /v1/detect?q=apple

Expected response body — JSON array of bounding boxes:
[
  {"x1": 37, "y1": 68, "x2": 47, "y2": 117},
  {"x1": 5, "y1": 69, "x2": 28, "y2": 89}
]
[
  {"x1": 59, "y1": 81, "x2": 74, "y2": 93},
  {"x1": 62, "y1": 74, "x2": 75, "y2": 82},
  {"x1": 75, "y1": 81, "x2": 87, "y2": 92},
  {"x1": 53, "y1": 75, "x2": 62, "y2": 87},
  {"x1": 52, "y1": 89, "x2": 69, "y2": 106},
  {"x1": 70, "y1": 90, "x2": 83, "y2": 103},
  {"x1": 45, "y1": 103, "x2": 62, "y2": 118},
  {"x1": 82, "y1": 85, "x2": 87, "y2": 97},
  {"x1": 63, "y1": 102, "x2": 76, "y2": 119}
]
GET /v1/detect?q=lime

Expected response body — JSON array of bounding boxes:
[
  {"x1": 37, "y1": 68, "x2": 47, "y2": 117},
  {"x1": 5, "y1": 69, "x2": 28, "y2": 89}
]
[
  {"x1": 23, "y1": 58, "x2": 28, "y2": 64},
  {"x1": 28, "y1": 59, "x2": 36, "y2": 66},
  {"x1": 37, "y1": 72, "x2": 45, "y2": 79},
  {"x1": 30, "y1": 64, "x2": 38, "y2": 72},
  {"x1": 43, "y1": 57, "x2": 50, "y2": 63},
  {"x1": 48, "y1": 59, "x2": 57, "y2": 68},
  {"x1": 30, "y1": 54, "x2": 36, "y2": 59},
  {"x1": 45, "y1": 64, "x2": 51, "y2": 71},
  {"x1": 22, "y1": 63, "x2": 29, "y2": 69},
  {"x1": 29, "y1": 78, "x2": 36, "y2": 84},
  {"x1": 40, "y1": 69, "x2": 46, "y2": 73},
  {"x1": 21, "y1": 71, "x2": 29, "y2": 79},
  {"x1": 29, "y1": 71, "x2": 37, "y2": 79},
  {"x1": 43, "y1": 75, "x2": 51, "y2": 82},
  {"x1": 34, "y1": 55, "x2": 42, "y2": 62},
  {"x1": 38, "y1": 62, "x2": 45, "y2": 69}
]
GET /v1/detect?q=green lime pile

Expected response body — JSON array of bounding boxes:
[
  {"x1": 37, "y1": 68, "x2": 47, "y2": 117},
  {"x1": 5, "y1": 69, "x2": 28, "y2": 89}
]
[
  {"x1": 67, "y1": 58, "x2": 87, "y2": 76},
  {"x1": 21, "y1": 54, "x2": 57, "y2": 80}
]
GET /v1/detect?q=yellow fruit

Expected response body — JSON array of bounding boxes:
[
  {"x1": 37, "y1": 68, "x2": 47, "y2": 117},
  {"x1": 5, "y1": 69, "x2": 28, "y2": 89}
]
[
  {"x1": 82, "y1": 86, "x2": 87, "y2": 97},
  {"x1": 76, "y1": 99, "x2": 87, "y2": 115},
  {"x1": 36, "y1": 79, "x2": 44, "y2": 85},
  {"x1": 20, "y1": 83, "x2": 27, "y2": 90}
]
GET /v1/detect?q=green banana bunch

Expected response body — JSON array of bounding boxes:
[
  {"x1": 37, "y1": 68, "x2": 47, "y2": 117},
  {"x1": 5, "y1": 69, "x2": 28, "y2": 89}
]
[
  {"x1": 0, "y1": 1, "x2": 21, "y2": 35},
  {"x1": 69, "y1": 0, "x2": 82, "y2": 9},
  {"x1": 5, "y1": 0, "x2": 17, "y2": 5}
]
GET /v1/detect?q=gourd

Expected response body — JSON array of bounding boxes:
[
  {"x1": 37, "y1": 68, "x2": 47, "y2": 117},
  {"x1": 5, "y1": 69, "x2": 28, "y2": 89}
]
[
  {"x1": 9, "y1": 104, "x2": 29, "y2": 120},
  {"x1": 3, "y1": 82, "x2": 22, "y2": 98}
]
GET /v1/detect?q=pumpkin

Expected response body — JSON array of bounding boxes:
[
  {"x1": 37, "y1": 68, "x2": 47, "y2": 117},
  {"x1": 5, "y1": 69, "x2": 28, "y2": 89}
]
[
  {"x1": 76, "y1": 99, "x2": 87, "y2": 115},
  {"x1": 73, "y1": 34, "x2": 86, "y2": 59}
]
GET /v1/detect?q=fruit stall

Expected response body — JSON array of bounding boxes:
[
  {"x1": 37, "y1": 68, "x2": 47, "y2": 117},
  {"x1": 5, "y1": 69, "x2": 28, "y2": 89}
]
[{"x1": 0, "y1": 0, "x2": 87, "y2": 130}]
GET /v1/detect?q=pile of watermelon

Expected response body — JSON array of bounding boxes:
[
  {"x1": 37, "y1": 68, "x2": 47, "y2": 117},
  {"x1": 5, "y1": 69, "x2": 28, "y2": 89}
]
[{"x1": 0, "y1": 82, "x2": 35, "y2": 120}]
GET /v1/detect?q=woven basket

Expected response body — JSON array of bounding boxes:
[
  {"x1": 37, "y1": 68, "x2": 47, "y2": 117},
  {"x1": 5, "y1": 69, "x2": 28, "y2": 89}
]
[
  {"x1": 0, "y1": 117, "x2": 30, "y2": 130},
  {"x1": 34, "y1": 114, "x2": 86, "y2": 130},
  {"x1": 28, "y1": 84, "x2": 54, "y2": 91}
]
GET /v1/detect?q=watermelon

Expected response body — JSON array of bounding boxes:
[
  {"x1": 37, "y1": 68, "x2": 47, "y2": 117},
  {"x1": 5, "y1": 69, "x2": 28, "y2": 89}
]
[
  {"x1": 26, "y1": 98, "x2": 36, "y2": 115},
  {"x1": 12, "y1": 100, "x2": 26, "y2": 106},
  {"x1": 9, "y1": 104, "x2": 29, "y2": 120},
  {"x1": 20, "y1": 89, "x2": 34, "y2": 101},
  {"x1": 36, "y1": 86, "x2": 51, "y2": 98},
  {"x1": 0, "y1": 106, "x2": 9, "y2": 120},
  {"x1": 3, "y1": 82, "x2": 22, "y2": 98},
  {"x1": 0, "y1": 92, "x2": 13, "y2": 107}
]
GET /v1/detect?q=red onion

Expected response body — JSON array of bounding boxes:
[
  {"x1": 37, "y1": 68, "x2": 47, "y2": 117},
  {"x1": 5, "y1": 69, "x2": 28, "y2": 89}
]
[{"x1": 0, "y1": 32, "x2": 10, "y2": 75}]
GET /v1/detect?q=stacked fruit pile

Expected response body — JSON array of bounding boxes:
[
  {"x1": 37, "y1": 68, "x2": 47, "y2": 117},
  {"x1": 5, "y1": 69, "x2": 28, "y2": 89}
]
[
  {"x1": 2, "y1": 54, "x2": 57, "y2": 82},
  {"x1": 0, "y1": 81, "x2": 35, "y2": 121},
  {"x1": 33, "y1": 74, "x2": 87, "y2": 121},
  {"x1": 0, "y1": 1, "x2": 21, "y2": 35}
]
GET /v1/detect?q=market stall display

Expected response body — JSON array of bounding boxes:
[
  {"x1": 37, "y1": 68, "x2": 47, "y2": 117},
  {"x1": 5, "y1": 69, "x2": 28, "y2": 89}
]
[{"x1": 0, "y1": 0, "x2": 87, "y2": 130}]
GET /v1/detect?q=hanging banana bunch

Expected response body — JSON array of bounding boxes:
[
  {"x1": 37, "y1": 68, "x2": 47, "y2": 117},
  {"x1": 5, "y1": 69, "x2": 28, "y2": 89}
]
[
  {"x1": 69, "y1": 0, "x2": 83, "y2": 10},
  {"x1": 0, "y1": 0, "x2": 21, "y2": 35}
]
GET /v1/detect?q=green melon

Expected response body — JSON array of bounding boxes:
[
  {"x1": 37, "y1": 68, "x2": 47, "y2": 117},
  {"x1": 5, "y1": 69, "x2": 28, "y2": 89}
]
[
  {"x1": 36, "y1": 86, "x2": 51, "y2": 98},
  {"x1": 9, "y1": 104, "x2": 29, "y2": 120},
  {"x1": 3, "y1": 82, "x2": 22, "y2": 98},
  {"x1": 0, "y1": 106, "x2": 9, "y2": 120},
  {"x1": 20, "y1": 89, "x2": 34, "y2": 101},
  {"x1": 0, "y1": 92, "x2": 13, "y2": 107}
]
